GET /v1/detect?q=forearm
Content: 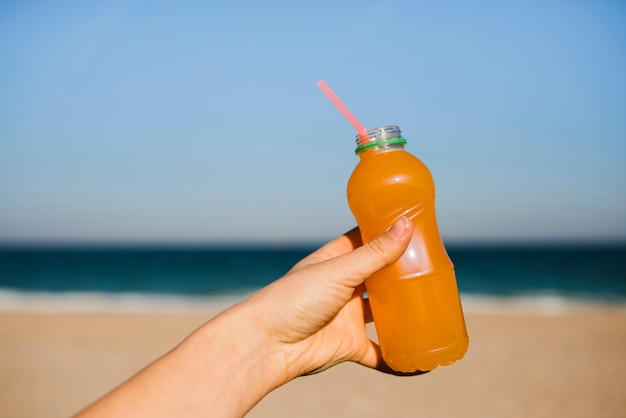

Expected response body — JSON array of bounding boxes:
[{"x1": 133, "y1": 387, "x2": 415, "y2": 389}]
[{"x1": 76, "y1": 300, "x2": 283, "y2": 418}]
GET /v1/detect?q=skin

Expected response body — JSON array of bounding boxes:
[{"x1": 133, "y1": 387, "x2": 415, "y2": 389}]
[{"x1": 76, "y1": 217, "x2": 413, "y2": 418}]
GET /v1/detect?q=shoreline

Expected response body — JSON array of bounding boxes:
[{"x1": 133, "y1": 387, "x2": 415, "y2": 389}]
[{"x1": 1, "y1": 287, "x2": 624, "y2": 317}]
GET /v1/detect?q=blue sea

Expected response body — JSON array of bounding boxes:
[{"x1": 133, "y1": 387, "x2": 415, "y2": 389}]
[{"x1": 1, "y1": 244, "x2": 625, "y2": 313}]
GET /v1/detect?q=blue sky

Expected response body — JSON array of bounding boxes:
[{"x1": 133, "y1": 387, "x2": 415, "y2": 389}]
[{"x1": 1, "y1": 0, "x2": 625, "y2": 244}]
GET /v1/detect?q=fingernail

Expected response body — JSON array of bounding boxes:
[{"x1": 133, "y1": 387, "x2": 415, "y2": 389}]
[{"x1": 388, "y1": 217, "x2": 409, "y2": 239}]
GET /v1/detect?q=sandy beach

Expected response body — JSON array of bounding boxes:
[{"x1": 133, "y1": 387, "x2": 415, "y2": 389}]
[{"x1": 1, "y1": 300, "x2": 625, "y2": 418}]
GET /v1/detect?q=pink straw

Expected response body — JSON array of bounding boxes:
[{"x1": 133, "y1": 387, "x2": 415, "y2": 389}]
[{"x1": 317, "y1": 80, "x2": 369, "y2": 143}]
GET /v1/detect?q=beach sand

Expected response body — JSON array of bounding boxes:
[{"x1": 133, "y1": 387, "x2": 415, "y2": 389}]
[{"x1": 1, "y1": 302, "x2": 625, "y2": 418}]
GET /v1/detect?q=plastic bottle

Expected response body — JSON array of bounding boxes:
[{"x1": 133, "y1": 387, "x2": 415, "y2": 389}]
[{"x1": 347, "y1": 125, "x2": 469, "y2": 373}]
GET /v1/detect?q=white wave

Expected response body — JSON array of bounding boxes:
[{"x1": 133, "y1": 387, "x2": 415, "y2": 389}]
[
  {"x1": 0, "y1": 288, "x2": 253, "y2": 314},
  {"x1": 460, "y1": 293, "x2": 626, "y2": 316},
  {"x1": 0, "y1": 288, "x2": 624, "y2": 316}
]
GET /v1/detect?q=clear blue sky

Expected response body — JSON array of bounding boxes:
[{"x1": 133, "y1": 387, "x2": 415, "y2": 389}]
[{"x1": 1, "y1": 0, "x2": 625, "y2": 244}]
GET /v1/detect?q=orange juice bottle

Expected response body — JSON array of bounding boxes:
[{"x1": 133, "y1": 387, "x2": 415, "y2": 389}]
[{"x1": 347, "y1": 126, "x2": 469, "y2": 373}]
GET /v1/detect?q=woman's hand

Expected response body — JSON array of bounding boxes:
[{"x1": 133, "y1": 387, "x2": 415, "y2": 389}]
[{"x1": 76, "y1": 217, "x2": 413, "y2": 418}]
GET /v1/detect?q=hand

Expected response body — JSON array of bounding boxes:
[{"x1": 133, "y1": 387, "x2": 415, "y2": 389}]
[{"x1": 250, "y1": 216, "x2": 413, "y2": 381}]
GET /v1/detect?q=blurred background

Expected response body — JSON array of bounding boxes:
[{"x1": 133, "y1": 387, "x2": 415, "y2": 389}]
[
  {"x1": 1, "y1": 0, "x2": 624, "y2": 246},
  {"x1": 1, "y1": 4, "x2": 625, "y2": 417},
  {"x1": 1, "y1": 0, "x2": 625, "y2": 302}
]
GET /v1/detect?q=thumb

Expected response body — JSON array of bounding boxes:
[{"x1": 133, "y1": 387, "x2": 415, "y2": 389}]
[{"x1": 321, "y1": 216, "x2": 413, "y2": 289}]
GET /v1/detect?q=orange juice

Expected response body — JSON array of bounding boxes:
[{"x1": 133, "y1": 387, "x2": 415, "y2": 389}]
[{"x1": 347, "y1": 126, "x2": 468, "y2": 373}]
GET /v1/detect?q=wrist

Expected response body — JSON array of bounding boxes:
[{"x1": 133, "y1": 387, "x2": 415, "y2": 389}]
[{"x1": 179, "y1": 298, "x2": 285, "y2": 416}]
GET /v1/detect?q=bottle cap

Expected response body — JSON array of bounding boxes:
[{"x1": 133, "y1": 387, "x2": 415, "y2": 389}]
[{"x1": 355, "y1": 126, "x2": 406, "y2": 153}]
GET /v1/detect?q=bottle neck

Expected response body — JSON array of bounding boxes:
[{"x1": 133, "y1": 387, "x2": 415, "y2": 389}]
[
  {"x1": 354, "y1": 125, "x2": 407, "y2": 155},
  {"x1": 356, "y1": 141, "x2": 406, "y2": 158}
]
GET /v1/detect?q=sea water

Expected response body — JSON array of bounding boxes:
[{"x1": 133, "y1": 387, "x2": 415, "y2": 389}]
[{"x1": 0, "y1": 244, "x2": 624, "y2": 313}]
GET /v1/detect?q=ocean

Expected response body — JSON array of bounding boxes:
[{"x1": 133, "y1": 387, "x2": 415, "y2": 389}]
[{"x1": 1, "y1": 244, "x2": 625, "y2": 313}]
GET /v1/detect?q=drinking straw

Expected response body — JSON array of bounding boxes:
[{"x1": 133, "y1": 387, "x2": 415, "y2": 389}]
[{"x1": 317, "y1": 80, "x2": 369, "y2": 143}]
